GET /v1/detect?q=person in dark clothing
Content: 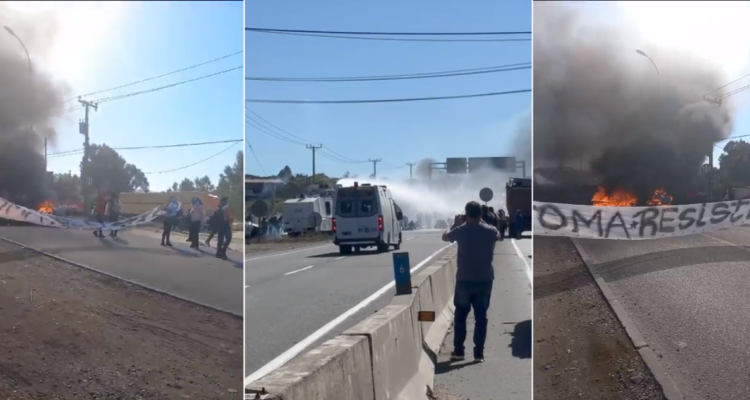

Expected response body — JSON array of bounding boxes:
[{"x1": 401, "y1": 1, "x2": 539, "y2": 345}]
[
  {"x1": 205, "y1": 209, "x2": 220, "y2": 247},
  {"x1": 216, "y1": 197, "x2": 233, "y2": 259},
  {"x1": 514, "y1": 209, "x2": 523, "y2": 239},
  {"x1": 480, "y1": 204, "x2": 497, "y2": 227},
  {"x1": 496, "y1": 210, "x2": 508, "y2": 241},
  {"x1": 441, "y1": 201, "x2": 499, "y2": 363}
]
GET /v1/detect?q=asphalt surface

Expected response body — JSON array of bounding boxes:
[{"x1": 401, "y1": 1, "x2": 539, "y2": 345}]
[
  {"x1": 433, "y1": 239, "x2": 532, "y2": 400},
  {"x1": 576, "y1": 226, "x2": 750, "y2": 400},
  {"x1": 0, "y1": 225, "x2": 244, "y2": 315},
  {"x1": 245, "y1": 229, "x2": 452, "y2": 380}
]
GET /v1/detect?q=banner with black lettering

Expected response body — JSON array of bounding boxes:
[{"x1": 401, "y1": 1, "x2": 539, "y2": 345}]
[
  {"x1": 0, "y1": 197, "x2": 164, "y2": 230},
  {"x1": 533, "y1": 200, "x2": 750, "y2": 240}
]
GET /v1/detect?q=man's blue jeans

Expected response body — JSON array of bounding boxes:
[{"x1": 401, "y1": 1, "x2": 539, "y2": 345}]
[{"x1": 453, "y1": 280, "x2": 493, "y2": 356}]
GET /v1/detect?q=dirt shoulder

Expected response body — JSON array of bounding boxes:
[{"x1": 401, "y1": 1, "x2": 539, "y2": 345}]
[
  {"x1": 0, "y1": 240, "x2": 243, "y2": 399},
  {"x1": 246, "y1": 233, "x2": 330, "y2": 256},
  {"x1": 534, "y1": 237, "x2": 664, "y2": 400}
]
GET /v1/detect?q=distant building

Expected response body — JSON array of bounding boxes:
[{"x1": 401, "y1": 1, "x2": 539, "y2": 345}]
[{"x1": 246, "y1": 174, "x2": 284, "y2": 200}]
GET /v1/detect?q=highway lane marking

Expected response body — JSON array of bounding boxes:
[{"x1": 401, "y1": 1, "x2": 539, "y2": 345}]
[
  {"x1": 284, "y1": 265, "x2": 315, "y2": 276},
  {"x1": 244, "y1": 242, "x2": 455, "y2": 386},
  {"x1": 511, "y1": 239, "x2": 533, "y2": 284},
  {"x1": 246, "y1": 243, "x2": 333, "y2": 262},
  {"x1": 405, "y1": 237, "x2": 416, "y2": 241},
  {"x1": 335, "y1": 256, "x2": 346, "y2": 260}
]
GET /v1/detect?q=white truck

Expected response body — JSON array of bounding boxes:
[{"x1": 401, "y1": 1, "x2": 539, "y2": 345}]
[{"x1": 281, "y1": 194, "x2": 333, "y2": 236}]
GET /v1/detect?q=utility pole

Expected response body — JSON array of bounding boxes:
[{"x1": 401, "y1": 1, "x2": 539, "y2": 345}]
[
  {"x1": 369, "y1": 158, "x2": 381, "y2": 179},
  {"x1": 406, "y1": 162, "x2": 416, "y2": 179},
  {"x1": 306, "y1": 144, "x2": 322, "y2": 185},
  {"x1": 78, "y1": 98, "x2": 98, "y2": 214}
]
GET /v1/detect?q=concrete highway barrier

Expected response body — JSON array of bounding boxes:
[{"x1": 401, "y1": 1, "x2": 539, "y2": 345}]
[{"x1": 246, "y1": 248, "x2": 457, "y2": 400}]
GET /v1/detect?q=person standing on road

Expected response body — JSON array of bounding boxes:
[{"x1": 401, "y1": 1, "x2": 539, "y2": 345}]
[
  {"x1": 481, "y1": 204, "x2": 497, "y2": 227},
  {"x1": 107, "y1": 193, "x2": 121, "y2": 238},
  {"x1": 205, "y1": 208, "x2": 220, "y2": 247},
  {"x1": 496, "y1": 210, "x2": 507, "y2": 241},
  {"x1": 216, "y1": 197, "x2": 234, "y2": 259},
  {"x1": 93, "y1": 190, "x2": 108, "y2": 238},
  {"x1": 188, "y1": 197, "x2": 205, "y2": 249},
  {"x1": 514, "y1": 209, "x2": 523, "y2": 239},
  {"x1": 161, "y1": 196, "x2": 181, "y2": 247},
  {"x1": 441, "y1": 201, "x2": 499, "y2": 363}
]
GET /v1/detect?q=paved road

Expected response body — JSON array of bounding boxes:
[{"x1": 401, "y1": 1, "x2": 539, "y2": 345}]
[
  {"x1": 577, "y1": 227, "x2": 750, "y2": 400},
  {"x1": 0, "y1": 226, "x2": 243, "y2": 315},
  {"x1": 433, "y1": 239, "x2": 532, "y2": 400},
  {"x1": 245, "y1": 229, "x2": 452, "y2": 381}
]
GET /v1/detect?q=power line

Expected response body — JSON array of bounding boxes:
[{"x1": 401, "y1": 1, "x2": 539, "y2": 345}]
[
  {"x1": 244, "y1": 111, "x2": 367, "y2": 163},
  {"x1": 62, "y1": 51, "x2": 242, "y2": 104},
  {"x1": 93, "y1": 66, "x2": 242, "y2": 103},
  {"x1": 48, "y1": 139, "x2": 242, "y2": 158},
  {"x1": 246, "y1": 89, "x2": 531, "y2": 104},
  {"x1": 245, "y1": 63, "x2": 531, "y2": 82},
  {"x1": 250, "y1": 31, "x2": 531, "y2": 43},
  {"x1": 246, "y1": 27, "x2": 531, "y2": 36},
  {"x1": 247, "y1": 143, "x2": 267, "y2": 175},
  {"x1": 144, "y1": 141, "x2": 240, "y2": 175}
]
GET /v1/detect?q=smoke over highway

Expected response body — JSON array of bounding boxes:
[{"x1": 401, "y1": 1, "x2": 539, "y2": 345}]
[
  {"x1": 0, "y1": 6, "x2": 70, "y2": 206},
  {"x1": 338, "y1": 115, "x2": 531, "y2": 222},
  {"x1": 533, "y1": 3, "x2": 734, "y2": 200}
]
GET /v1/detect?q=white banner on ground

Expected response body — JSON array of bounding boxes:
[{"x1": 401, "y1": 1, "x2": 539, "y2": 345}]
[
  {"x1": 0, "y1": 197, "x2": 164, "y2": 231},
  {"x1": 533, "y1": 200, "x2": 750, "y2": 240}
]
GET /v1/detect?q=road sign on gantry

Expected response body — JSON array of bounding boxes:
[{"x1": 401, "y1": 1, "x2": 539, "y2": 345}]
[
  {"x1": 468, "y1": 157, "x2": 516, "y2": 173},
  {"x1": 446, "y1": 157, "x2": 468, "y2": 174}
]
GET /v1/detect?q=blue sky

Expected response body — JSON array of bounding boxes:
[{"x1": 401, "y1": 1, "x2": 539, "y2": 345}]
[
  {"x1": 245, "y1": 0, "x2": 532, "y2": 180},
  {"x1": 29, "y1": 1, "x2": 243, "y2": 191}
]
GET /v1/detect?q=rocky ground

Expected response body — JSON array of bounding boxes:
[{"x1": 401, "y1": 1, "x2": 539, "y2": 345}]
[
  {"x1": 533, "y1": 237, "x2": 665, "y2": 400},
  {"x1": 0, "y1": 240, "x2": 243, "y2": 399}
]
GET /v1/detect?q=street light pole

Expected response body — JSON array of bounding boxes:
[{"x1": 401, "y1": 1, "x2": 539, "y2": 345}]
[
  {"x1": 4, "y1": 26, "x2": 45, "y2": 168},
  {"x1": 636, "y1": 49, "x2": 661, "y2": 98}
]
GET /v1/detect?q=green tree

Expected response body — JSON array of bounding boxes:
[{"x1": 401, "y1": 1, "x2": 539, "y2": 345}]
[
  {"x1": 83, "y1": 145, "x2": 149, "y2": 194},
  {"x1": 194, "y1": 175, "x2": 215, "y2": 192},
  {"x1": 718, "y1": 140, "x2": 750, "y2": 187},
  {"x1": 52, "y1": 172, "x2": 81, "y2": 203},
  {"x1": 178, "y1": 177, "x2": 196, "y2": 191},
  {"x1": 217, "y1": 150, "x2": 243, "y2": 218}
]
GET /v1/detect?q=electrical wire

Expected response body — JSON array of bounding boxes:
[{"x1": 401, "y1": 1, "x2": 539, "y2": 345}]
[
  {"x1": 246, "y1": 89, "x2": 531, "y2": 104},
  {"x1": 244, "y1": 112, "x2": 367, "y2": 164},
  {"x1": 246, "y1": 27, "x2": 531, "y2": 36},
  {"x1": 250, "y1": 31, "x2": 531, "y2": 43},
  {"x1": 144, "y1": 141, "x2": 240, "y2": 175},
  {"x1": 47, "y1": 139, "x2": 242, "y2": 158},
  {"x1": 62, "y1": 51, "x2": 243, "y2": 104},
  {"x1": 247, "y1": 143, "x2": 267, "y2": 175},
  {"x1": 94, "y1": 66, "x2": 242, "y2": 104},
  {"x1": 246, "y1": 63, "x2": 531, "y2": 82}
]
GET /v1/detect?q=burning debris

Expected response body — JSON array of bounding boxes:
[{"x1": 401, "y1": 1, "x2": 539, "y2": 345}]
[
  {"x1": 592, "y1": 186, "x2": 673, "y2": 207},
  {"x1": 533, "y1": 3, "x2": 734, "y2": 204},
  {"x1": 37, "y1": 200, "x2": 55, "y2": 214}
]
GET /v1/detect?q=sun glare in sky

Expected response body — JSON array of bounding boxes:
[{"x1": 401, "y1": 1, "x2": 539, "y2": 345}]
[
  {"x1": 620, "y1": 1, "x2": 750, "y2": 79},
  {"x1": 4, "y1": 1, "x2": 128, "y2": 87}
]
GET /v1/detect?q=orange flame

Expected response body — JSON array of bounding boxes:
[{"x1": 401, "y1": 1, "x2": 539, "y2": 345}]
[
  {"x1": 592, "y1": 186, "x2": 674, "y2": 207},
  {"x1": 37, "y1": 200, "x2": 55, "y2": 214},
  {"x1": 592, "y1": 186, "x2": 638, "y2": 207},
  {"x1": 646, "y1": 188, "x2": 673, "y2": 206}
]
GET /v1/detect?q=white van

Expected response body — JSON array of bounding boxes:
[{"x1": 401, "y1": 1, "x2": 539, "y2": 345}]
[{"x1": 332, "y1": 182, "x2": 404, "y2": 255}]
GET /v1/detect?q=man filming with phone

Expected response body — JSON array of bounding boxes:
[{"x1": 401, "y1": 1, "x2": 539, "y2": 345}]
[{"x1": 441, "y1": 201, "x2": 500, "y2": 363}]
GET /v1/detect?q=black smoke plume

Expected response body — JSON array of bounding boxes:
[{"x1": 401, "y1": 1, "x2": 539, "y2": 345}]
[
  {"x1": 0, "y1": 6, "x2": 70, "y2": 207},
  {"x1": 533, "y1": 3, "x2": 734, "y2": 201}
]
